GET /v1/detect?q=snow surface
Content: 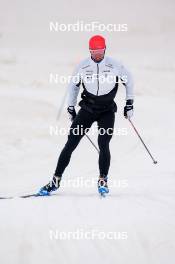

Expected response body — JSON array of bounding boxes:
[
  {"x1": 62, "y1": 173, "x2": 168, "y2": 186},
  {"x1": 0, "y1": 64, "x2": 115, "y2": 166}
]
[{"x1": 0, "y1": 0, "x2": 175, "y2": 263}]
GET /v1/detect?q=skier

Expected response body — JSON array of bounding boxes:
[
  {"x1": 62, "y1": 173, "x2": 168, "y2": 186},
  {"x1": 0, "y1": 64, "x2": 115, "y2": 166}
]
[{"x1": 39, "y1": 35, "x2": 134, "y2": 196}]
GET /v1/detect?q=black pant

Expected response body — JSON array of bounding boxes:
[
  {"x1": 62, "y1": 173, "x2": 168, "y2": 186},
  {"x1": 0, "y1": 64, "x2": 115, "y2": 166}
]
[{"x1": 55, "y1": 108, "x2": 115, "y2": 177}]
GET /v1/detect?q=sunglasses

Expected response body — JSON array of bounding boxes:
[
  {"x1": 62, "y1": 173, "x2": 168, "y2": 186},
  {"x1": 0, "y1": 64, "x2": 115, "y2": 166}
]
[{"x1": 89, "y1": 49, "x2": 105, "y2": 54}]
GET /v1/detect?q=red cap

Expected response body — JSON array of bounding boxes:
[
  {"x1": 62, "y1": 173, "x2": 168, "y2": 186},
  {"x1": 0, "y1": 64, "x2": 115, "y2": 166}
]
[{"x1": 89, "y1": 35, "x2": 106, "y2": 50}]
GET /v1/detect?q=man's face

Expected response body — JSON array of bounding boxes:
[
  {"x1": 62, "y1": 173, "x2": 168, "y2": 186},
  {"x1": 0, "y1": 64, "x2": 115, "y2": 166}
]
[{"x1": 90, "y1": 48, "x2": 105, "y2": 62}]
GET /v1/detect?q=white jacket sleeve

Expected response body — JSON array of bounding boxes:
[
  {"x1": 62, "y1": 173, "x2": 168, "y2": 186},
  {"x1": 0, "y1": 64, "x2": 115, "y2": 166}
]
[
  {"x1": 119, "y1": 63, "x2": 134, "y2": 101},
  {"x1": 67, "y1": 63, "x2": 82, "y2": 107}
]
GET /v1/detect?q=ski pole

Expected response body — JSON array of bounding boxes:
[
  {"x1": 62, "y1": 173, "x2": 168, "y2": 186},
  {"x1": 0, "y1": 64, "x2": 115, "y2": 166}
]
[
  {"x1": 128, "y1": 119, "x2": 158, "y2": 164},
  {"x1": 85, "y1": 133, "x2": 99, "y2": 153},
  {"x1": 56, "y1": 88, "x2": 68, "y2": 121}
]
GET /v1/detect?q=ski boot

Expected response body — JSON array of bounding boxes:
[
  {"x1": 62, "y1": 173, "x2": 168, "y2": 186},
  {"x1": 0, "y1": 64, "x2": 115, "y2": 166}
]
[
  {"x1": 98, "y1": 175, "x2": 109, "y2": 197},
  {"x1": 38, "y1": 175, "x2": 62, "y2": 196}
]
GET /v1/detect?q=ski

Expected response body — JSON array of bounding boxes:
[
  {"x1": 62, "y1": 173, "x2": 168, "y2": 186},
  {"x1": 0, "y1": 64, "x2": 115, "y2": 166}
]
[
  {"x1": 20, "y1": 193, "x2": 44, "y2": 198},
  {"x1": 0, "y1": 193, "x2": 54, "y2": 199},
  {"x1": 0, "y1": 188, "x2": 109, "y2": 199}
]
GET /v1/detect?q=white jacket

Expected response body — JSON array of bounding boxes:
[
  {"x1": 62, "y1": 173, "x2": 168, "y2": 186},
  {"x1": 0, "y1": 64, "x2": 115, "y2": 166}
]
[{"x1": 68, "y1": 56, "x2": 134, "y2": 107}]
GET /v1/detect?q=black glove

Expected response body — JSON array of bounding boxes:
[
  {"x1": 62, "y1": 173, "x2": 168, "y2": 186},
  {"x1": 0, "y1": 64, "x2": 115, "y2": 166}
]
[
  {"x1": 67, "y1": 106, "x2": 76, "y2": 122},
  {"x1": 124, "y1": 99, "x2": 134, "y2": 119}
]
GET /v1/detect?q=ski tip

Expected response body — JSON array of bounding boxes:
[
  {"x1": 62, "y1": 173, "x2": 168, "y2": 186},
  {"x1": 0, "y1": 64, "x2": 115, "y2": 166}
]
[{"x1": 0, "y1": 196, "x2": 13, "y2": 200}]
